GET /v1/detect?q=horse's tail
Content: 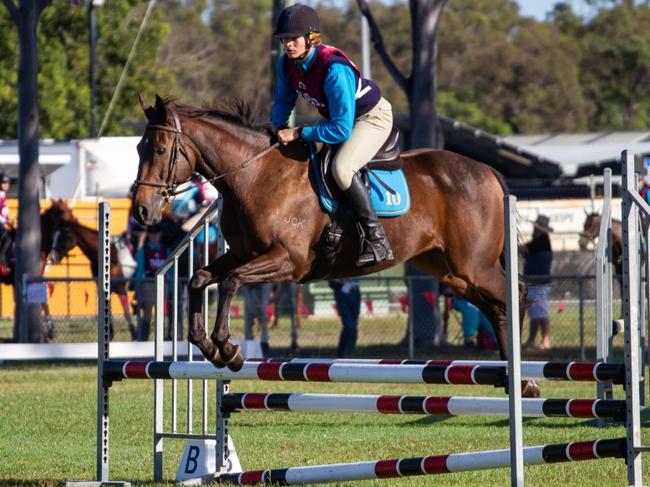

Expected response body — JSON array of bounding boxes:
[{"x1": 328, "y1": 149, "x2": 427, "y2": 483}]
[
  {"x1": 488, "y1": 166, "x2": 528, "y2": 314},
  {"x1": 487, "y1": 166, "x2": 526, "y2": 273}
]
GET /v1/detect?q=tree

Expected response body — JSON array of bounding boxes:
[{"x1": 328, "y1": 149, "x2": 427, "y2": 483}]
[
  {"x1": 158, "y1": 0, "x2": 215, "y2": 106},
  {"x1": 208, "y1": 0, "x2": 274, "y2": 113},
  {"x1": 3, "y1": 0, "x2": 52, "y2": 342},
  {"x1": 357, "y1": 0, "x2": 447, "y2": 150},
  {"x1": 0, "y1": 0, "x2": 174, "y2": 140},
  {"x1": 92, "y1": 0, "x2": 174, "y2": 135},
  {"x1": 356, "y1": 0, "x2": 449, "y2": 347},
  {"x1": 581, "y1": 3, "x2": 650, "y2": 130}
]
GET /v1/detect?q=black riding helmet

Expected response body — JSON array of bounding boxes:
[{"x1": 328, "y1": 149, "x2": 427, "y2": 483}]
[{"x1": 273, "y1": 4, "x2": 321, "y2": 39}]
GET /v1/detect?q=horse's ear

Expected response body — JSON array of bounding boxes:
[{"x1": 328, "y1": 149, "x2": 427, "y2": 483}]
[
  {"x1": 154, "y1": 94, "x2": 168, "y2": 121},
  {"x1": 139, "y1": 93, "x2": 157, "y2": 122}
]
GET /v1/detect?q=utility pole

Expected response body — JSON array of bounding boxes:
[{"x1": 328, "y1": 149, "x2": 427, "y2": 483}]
[
  {"x1": 2, "y1": 0, "x2": 52, "y2": 342},
  {"x1": 270, "y1": 0, "x2": 295, "y2": 126},
  {"x1": 360, "y1": 13, "x2": 371, "y2": 79},
  {"x1": 88, "y1": 0, "x2": 103, "y2": 138}
]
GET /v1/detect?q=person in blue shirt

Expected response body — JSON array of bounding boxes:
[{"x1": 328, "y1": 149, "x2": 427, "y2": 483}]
[
  {"x1": 134, "y1": 224, "x2": 169, "y2": 341},
  {"x1": 271, "y1": 4, "x2": 394, "y2": 267}
]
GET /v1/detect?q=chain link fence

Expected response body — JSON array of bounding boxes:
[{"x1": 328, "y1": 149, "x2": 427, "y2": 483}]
[{"x1": 0, "y1": 273, "x2": 626, "y2": 362}]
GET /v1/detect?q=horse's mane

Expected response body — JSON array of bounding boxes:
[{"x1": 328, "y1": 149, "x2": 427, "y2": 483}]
[{"x1": 163, "y1": 96, "x2": 268, "y2": 134}]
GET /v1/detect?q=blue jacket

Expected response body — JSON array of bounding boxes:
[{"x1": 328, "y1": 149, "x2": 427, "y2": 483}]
[{"x1": 272, "y1": 48, "x2": 359, "y2": 145}]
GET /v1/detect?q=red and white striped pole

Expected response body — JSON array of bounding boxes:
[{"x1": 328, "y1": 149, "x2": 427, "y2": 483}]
[
  {"x1": 221, "y1": 392, "x2": 625, "y2": 420},
  {"x1": 103, "y1": 360, "x2": 625, "y2": 384},
  {"x1": 213, "y1": 438, "x2": 625, "y2": 485}
]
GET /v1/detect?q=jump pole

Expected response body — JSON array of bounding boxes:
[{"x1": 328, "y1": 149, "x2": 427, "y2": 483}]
[
  {"x1": 595, "y1": 168, "x2": 614, "y2": 406},
  {"x1": 220, "y1": 393, "x2": 625, "y2": 420},
  {"x1": 66, "y1": 202, "x2": 130, "y2": 486},
  {"x1": 504, "y1": 194, "x2": 524, "y2": 486},
  {"x1": 102, "y1": 359, "x2": 625, "y2": 384},
  {"x1": 621, "y1": 150, "x2": 645, "y2": 485},
  {"x1": 211, "y1": 438, "x2": 626, "y2": 486}
]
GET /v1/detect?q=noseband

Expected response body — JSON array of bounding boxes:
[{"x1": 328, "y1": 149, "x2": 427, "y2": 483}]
[{"x1": 133, "y1": 109, "x2": 280, "y2": 201}]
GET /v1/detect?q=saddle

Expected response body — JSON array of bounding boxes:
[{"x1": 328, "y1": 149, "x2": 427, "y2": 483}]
[
  {"x1": 310, "y1": 126, "x2": 410, "y2": 218},
  {"x1": 317, "y1": 126, "x2": 401, "y2": 200},
  {"x1": 303, "y1": 127, "x2": 410, "y2": 282}
]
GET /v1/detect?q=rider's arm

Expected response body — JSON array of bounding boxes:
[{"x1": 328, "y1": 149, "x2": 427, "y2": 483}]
[
  {"x1": 301, "y1": 63, "x2": 356, "y2": 145},
  {"x1": 271, "y1": 55, "x2": 298, "y2": 129}
]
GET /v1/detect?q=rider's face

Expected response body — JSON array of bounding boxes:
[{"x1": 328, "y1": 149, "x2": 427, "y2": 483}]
[{"x1": 282, "y1": 36, "x2": 309, "y2": 59}]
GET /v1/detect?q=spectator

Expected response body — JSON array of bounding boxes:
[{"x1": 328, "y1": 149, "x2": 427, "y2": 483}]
[
  {"x1": 271, "y1": 282, "x2": 300, "y2": 355},
  {"x1": 242, "y1": 283, "x2": 273, "y2": 357},
  {"x1": 639, "y1": 175, "x2": 650, "y2": 204},
  {"x1": 160, "y1": 213, "x2": 187, "y2": 340},
  {"x1": 171, "y1": 175, "x2": 214, "y2": 222},
  {"x1": 0, "y1": 173, "x2": 13, "y2": 275},
  {"x1": 523, "y1": 214, "x2": 554, "y2": 351},
  {"x1": 451, "y1": 298, "x2": 497, "y2": 350},
  {"x1": 400, "y1": 262, "x2": 441, "y2": 353},
  {"x1": 329, "y1": 278, "x2": 361, "y2": 358},
  {"x1": 134, "y1": 224, "x2": 169, "y2": 341}
]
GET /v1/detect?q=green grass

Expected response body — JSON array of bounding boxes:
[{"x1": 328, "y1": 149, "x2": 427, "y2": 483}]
[{"x1": 1, "y1": 363, "x2": 649, "y2": 486}]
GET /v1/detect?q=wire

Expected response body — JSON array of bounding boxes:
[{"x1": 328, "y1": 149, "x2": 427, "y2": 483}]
[{"x1": 97, "y1": 0, "x2": 157, "y2": 138}]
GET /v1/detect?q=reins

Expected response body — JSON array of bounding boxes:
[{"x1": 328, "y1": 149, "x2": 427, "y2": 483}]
[
  {"x1": 133, "y1": 108, "x2": 279, "y2": 200},
  {"x1": 179, "y1": 141, "x2": 280, "y2": 195}
]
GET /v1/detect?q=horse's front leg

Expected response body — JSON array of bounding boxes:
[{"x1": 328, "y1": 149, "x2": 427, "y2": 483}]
[
  {"x1": 188, "y1": 252, "x2": 242, "y2": 367},
  {"x1": 212, "y1": 246, "x2": 295, "y2": 371}
]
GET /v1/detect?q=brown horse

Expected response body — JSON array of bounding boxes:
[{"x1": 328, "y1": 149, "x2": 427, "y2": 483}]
[
  {"x1": 45, "y1": 199, "x2": 137, "y2": 339},
  {"x1": 132, "y1": 96, "x2": 528, "y2": 379},
  {"x1": 0, "y1": 204, "x2": 67, "y2": 285},
  {"x1": 0, "y1": 203, "x2": 79, "y2": 340},
  {"x1": 578, "y1": 212, "x2": 623, "y2": 278}
]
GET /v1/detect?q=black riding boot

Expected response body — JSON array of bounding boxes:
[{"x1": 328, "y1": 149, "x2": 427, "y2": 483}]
[{"x1": 343, "y1": 174, "x2": 394, "y2": 266}]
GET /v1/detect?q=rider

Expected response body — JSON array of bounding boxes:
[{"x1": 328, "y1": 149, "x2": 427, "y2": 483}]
[
  {"x1": 0, "y1": 173, "x2": 13, "y2": 275},
  {"x1": 271, "y1": 4, "x2": 394, "y2": 266}
]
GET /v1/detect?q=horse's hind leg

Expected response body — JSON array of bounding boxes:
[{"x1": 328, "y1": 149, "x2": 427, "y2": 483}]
[
  {"x1": 465, "y1": 267, "x2": 540, "y2": 398},
  {"x1": 412, "y1": 252, "x2": 540, "y2": 398},
  {"x1": 211, "y1": 246, "x2": 295, "y2": 371}
]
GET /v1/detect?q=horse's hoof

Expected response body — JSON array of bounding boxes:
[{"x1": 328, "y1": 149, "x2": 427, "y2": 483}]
[
  {"x1": 522, "y1": 380, "x2": 541, "y2": 398},
  {"x1": 207, "y1": 349, "x2": 226, "y2": 368},
  {"x1": 224, "y1": 344, "x2": 244, "y2": 372}
]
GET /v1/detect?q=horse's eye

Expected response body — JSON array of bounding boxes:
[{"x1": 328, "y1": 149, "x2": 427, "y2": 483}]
[{"x1": 156, "y1": 146, "x2": 166, "y2": 155}]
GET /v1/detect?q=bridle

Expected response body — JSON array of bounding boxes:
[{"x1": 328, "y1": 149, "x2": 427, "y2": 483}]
[
  {"x1": 133, "y1": 108, "x2": 279, "y2": 201},
  {"x1": 133, "y1": 109, "x2": 194, "y2": 201},
  {"x1": 46, "y1": 218, "x2": 76, "y2": 266},
  {"x1": 578, "y1": 214, "x2": 600, "y2": 248}
]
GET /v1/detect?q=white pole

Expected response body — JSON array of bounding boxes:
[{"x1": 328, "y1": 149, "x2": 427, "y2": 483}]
[{"x1": 504, "y1": 195, "x2": 524, "y2": 486}]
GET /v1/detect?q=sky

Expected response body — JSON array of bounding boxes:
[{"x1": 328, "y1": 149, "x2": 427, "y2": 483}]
[{"x1": 516, "y1": 0, "x2": 591, "y2": 20}]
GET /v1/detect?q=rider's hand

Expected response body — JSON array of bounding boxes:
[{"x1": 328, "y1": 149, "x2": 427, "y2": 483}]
[{"x1": 277, "y1": 127, "x2": 302, "y2": 145}]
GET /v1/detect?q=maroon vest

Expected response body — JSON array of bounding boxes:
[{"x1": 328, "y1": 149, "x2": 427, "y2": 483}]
[
  {"x1": 283, "y1": 45, "x2": 381, "y2": 119},
  {"x1": 144, "y1": 244, "x2": 167, "y2": 277}
]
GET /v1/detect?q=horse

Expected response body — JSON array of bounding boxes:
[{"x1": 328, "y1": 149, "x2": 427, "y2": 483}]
[
  {"x1": 578, "y1": 212, "x2": 623, "y2": 279},
  {"x1": 131, "y1": 95, "x2": 534, "y2": 394},
  {"x1": 0, "y1": 204, "x2": 80, "y2": 340},
  {"x1": 45, "y1": 199, "x2": 138, "y2": 340}
]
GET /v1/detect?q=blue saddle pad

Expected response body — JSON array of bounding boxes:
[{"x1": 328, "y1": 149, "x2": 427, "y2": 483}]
[{"x1": 309, "y1": 144, "x2": 410, "y2": 218}]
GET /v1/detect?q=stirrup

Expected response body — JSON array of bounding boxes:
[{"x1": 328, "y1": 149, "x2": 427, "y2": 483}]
[{"x1": 356, "y1": 239, "x2": 393, "y2": 266}]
